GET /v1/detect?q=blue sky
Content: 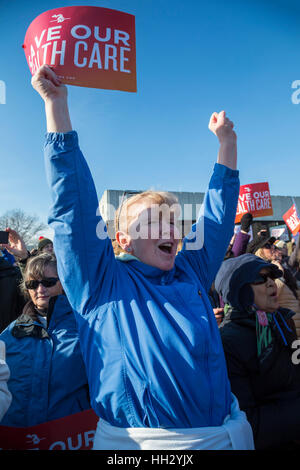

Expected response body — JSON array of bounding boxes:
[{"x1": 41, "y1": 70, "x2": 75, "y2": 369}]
[{"x1": 0, "y1": 0, "x2": 300, "y2": 238}]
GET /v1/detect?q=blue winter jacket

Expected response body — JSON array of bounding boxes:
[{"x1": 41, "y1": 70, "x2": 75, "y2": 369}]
[
  {"x1": 44, "y1": 131, "x2": 239, "y2": 429},
  {"x1": 0, "y1": 294, "x2": 90, "y2": 427}
]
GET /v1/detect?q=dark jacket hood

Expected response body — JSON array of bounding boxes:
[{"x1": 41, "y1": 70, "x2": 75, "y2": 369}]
[{"x1": 215, "y1": 254, "x2": 282, "y2": 311}]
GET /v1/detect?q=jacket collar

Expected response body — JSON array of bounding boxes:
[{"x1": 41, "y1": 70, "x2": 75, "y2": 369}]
[
  {"x1": 116, "y1": 253, "x2": 177, "y2": 283},
  {"x1": 127, "y1": 259, "x2": 177, "y2": 283},
  {"x1": 12, "y1": 301, "x2": 50, "y2": 339},
  {"x1": 11, "y1": 295, "x2": 72, "y2": 340}
]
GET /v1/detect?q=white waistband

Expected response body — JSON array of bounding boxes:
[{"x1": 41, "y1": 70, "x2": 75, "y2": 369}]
[{"x1": 92, "y1": 394, "x2": 254, "y2": 450}]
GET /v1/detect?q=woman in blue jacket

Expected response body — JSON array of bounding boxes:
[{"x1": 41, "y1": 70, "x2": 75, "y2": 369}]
[
  {"x1": 0, "y1": 253, "x2": 90, "y2": 427},
  {"x1": 31, "y1": 65, "x2": 254, "y2": 450}
]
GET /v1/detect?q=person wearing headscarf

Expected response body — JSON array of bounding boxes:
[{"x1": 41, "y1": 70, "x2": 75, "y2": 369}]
[{"x1": 215, "y1": 253, "x2": 300, "y2": 450}]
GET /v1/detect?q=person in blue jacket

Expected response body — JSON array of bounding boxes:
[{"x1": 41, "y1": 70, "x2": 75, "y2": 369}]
[
  {"x1": 0, "y1": 252, "x2": 90, "y2": 427},
  {"x1": 31, "y1": 64, "x2": 254, "y2": 450}
]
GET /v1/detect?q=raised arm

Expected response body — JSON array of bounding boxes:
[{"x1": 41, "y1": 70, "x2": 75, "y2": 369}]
[
  {"x1": 31, "y1": 65, "x2": 116, "y2": 314},
  {"x1": 31, "y1": 65, "x2": 72, "y2": 132},
  {"x1": 208, "y1": 110, "x2": 237, "y2": 170},
  {"x1": 179, "y1": 111, "x2": 239, "y2": 291}
]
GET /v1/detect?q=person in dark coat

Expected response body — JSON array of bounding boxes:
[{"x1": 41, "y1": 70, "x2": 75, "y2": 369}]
[
  {"x1": 215, "y1": 253, "x2": 300, "y2": 450},
  {"x1": 0, "y1": 256, "x2": 26, "y2": 333}
]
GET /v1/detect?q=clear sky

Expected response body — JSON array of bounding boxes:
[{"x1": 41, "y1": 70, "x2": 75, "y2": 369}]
[{"x1": 1, "y1": 0, "x2": 300, "y2": 239}]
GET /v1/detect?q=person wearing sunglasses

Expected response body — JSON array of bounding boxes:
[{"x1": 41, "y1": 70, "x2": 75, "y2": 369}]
[
  {"x1": 215, "y1": 253, "x2": 300, "y2": 449},
  {"x1": 0, "y1": 253, "x2": 90, "y2": 427}
]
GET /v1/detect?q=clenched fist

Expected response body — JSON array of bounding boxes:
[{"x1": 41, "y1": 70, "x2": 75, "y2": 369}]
[
  {"x1": 209, "y1": 110, "x2": 236, "y2": 143},
  {"x1": 31, "y1": 64, "x2": 67, "y2": 103}
]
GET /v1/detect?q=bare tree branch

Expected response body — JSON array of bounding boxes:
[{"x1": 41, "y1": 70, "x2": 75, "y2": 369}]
[{"x1": 0, "y1": 209, "x2": 47, "y2": 246}]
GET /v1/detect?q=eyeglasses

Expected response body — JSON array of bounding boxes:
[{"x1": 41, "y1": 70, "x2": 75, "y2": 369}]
[
  {"x1": 25, "y1": 278, "x2": 59, "y2": 290},
  {"x1": 115, "y1": 190, "x2": 142, "y2": 232},
  {"x1": 252, "y1": 273, "x2": 277, "y2": 285}
]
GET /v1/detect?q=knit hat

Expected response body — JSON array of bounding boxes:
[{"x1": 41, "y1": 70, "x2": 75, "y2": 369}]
[
  {"x1": 37, "y1": 236, "x2": 53, "y2": 252},
  {"x1": 215, "y1": 254, "x2": 282, "y2": 311},
  {"x1": 246, "y1": 233, "x2": 275, "y2": 254}
]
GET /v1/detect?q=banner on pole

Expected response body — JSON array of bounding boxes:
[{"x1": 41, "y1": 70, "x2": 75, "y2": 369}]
[
  {"x1": 0, "y1": 408, "x2": 98, "y2": 450},
  {"x1": 23, "y1": 6, "x2": 137, "y2": 92},
  {"x1": 235, "y1": 182, "x2": 273, "y2": 223}
]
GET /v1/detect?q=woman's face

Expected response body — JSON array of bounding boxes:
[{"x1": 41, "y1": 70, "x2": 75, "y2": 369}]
[
  {"x1": 27, "y1": 264, "x2": 63, "y2": 311},
  {"x1": 126, "y1": 199, "x2": 180, "y2": 271},
  {"x1": 251, "y1": 268, "x2": 279, "y2": 312}
]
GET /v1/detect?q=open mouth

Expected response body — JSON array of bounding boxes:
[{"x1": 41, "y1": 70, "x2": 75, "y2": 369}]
[
  {"x1": 158, "y1": 242, "x2": 173, "y2": 254},
  {"x1": 269, "y1": 289, "x2": 278, "y2": 299}
]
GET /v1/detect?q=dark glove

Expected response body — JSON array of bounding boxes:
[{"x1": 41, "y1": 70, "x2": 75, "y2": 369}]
[{"x1": 240, "y1": 213, "x2": 253, "y2": 233}]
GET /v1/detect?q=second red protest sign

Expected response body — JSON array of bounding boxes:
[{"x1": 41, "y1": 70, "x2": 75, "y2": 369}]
[
  {"x1": 235, "y1": 182, "x2": 273, "y2": 223},
  {"x1": 23, "y1": 6, "x2": 137, "y2": 92}
]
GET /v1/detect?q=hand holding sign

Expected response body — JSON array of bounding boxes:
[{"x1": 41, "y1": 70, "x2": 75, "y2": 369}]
[
  {"x1": 24, "y1": 6, "x2": 137, "y2": 92},
  {"x1": 31, "y1": 64, "x2": 67, "y2": 102},
  {"x1": 32, "y1": 65, "x2": 72, "y2": 133}
]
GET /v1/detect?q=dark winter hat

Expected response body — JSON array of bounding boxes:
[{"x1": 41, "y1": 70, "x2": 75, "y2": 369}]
[
  {"x1": 246, "y1": 233, "x2": 276, "y2": 254},
  {"x1": 38, "y1": 236, "x2": 53, "y2": 252},
  {"x1": 215, "y1": 254, "x2": 282, "y2": 311}
]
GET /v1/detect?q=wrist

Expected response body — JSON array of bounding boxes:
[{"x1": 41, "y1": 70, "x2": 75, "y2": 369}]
[
  {"x1": 218, "y1": 136, "x2": 237, "y2": 146},
  {"x1": 45, "y1": 98, "x2": 72, "y2": 133},
  {"x1": 217, "y1": 138, "x2": 237, "y2": 170},
  {"x1": 44, "y1": 95, "x2": 68, "y2": 108}
]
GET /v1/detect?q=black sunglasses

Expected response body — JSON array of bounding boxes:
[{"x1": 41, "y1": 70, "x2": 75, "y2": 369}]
[
  {"x1": 25, "y1": 278, "x2": 59, "y2": 290},
  {"x1": 252, "y1": 273, "x2": 277, "y2": 285},
  {"x1": 115, "y1": 190, "x2": 142, "y2": 232}
]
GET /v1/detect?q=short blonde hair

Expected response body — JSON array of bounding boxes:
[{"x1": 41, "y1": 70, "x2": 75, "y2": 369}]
[{"x1": 115, "y1": 190, "x2": 179, "y2": 234}]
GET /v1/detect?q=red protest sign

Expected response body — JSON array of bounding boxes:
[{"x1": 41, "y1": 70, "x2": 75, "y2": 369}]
[
  {"x1": 235, "y1": 182, "x2": 273, "y2": 223},
  {"x1": 0, "y1": 408, "x2": 98, "y2": 450},
  {"x1": 23, "y1": 6, "x2": 137, "y2": 92},
  {"x1": 283, "y1": 204, "x2": 300, "y2": 236}
]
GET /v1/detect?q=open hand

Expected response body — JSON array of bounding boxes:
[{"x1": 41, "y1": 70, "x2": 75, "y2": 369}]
[{"x1": 0, "y1": 227, "x2": 28, "y2": 260}]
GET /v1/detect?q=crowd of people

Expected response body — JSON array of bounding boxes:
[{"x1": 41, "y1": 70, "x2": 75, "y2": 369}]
[{"x1": 0, "y1": 64, "x2": 300, "y2": 450}]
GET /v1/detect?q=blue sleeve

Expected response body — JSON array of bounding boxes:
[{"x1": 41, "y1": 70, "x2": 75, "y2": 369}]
[
  {"x1": 180, "y1": 163, "x2": 239, "y2": 291},
  {"x1": 44, "y1": 131, "x2": 116, "y2": 315},
  {"x1": 2, "y1": 249, "x2": 16, "y2": 266}
]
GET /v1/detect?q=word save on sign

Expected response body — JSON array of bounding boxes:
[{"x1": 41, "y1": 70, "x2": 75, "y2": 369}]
[
  {"x1": 23, "y1": 6, "x2": 136, "y2": 92},
  {"x1": 235, "y1": 182, "x2": 273, "y2": 223},
  {"x1": 283, "y1": 204, "x2": 300, "y2": 236}
]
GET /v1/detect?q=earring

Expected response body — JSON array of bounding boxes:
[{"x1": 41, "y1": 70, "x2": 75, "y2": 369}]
[{"x1": 126, "y1": 246, "x2": 132, "y2": 253}]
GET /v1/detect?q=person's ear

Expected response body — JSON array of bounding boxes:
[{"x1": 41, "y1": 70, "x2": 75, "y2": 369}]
[{"x1": 115, "y1": 231, "x2": 132, "y2": 253}]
